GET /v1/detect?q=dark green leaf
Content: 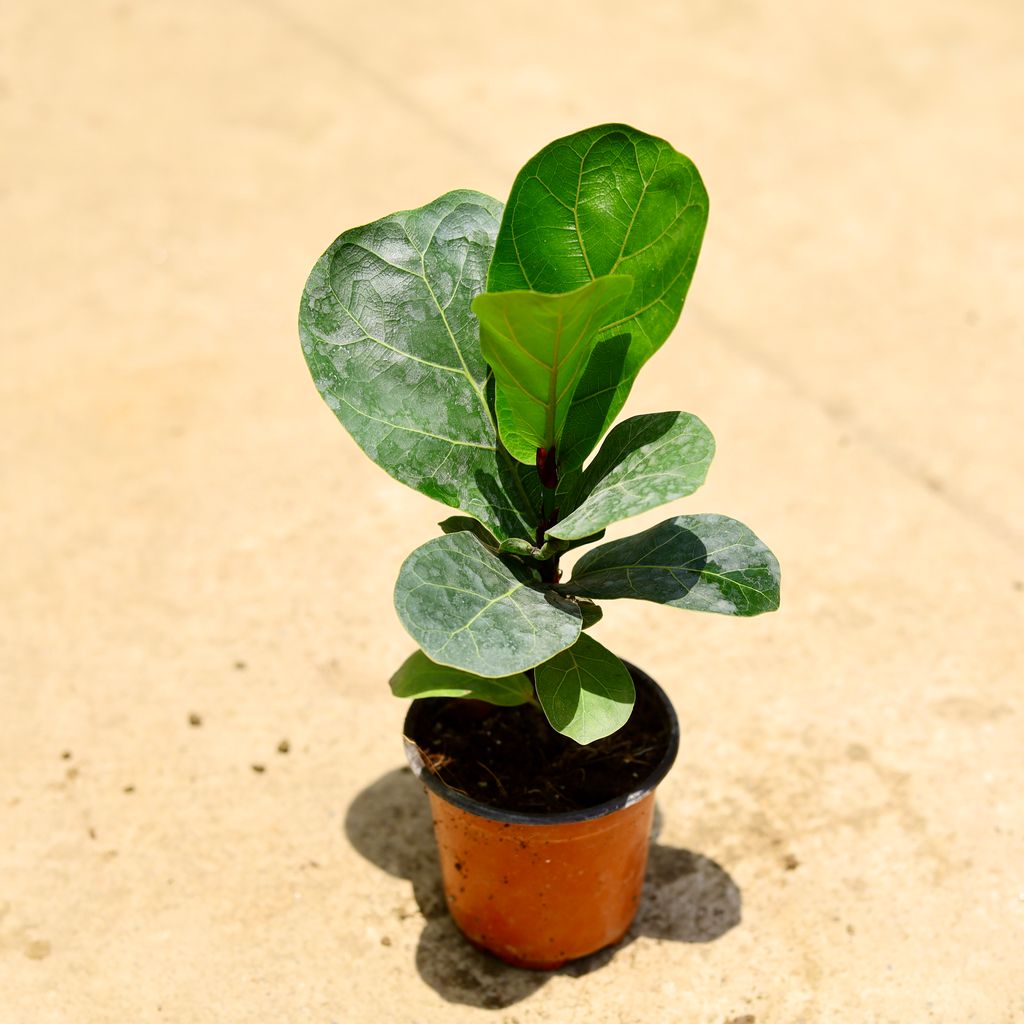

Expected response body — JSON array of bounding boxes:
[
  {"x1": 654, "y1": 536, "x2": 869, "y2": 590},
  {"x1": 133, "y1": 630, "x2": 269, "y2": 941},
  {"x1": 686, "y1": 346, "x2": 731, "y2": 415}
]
[
  {"x1": 576, "y1": 599, "x2": 603, "y2": 629},
  {"x1": 472, "y1": 276, "x2": 633, "y2": 464},
  {"x1": 439, "y1": 516, "x2": 499, "y2": 549},
  {"x1": 489, "y1": 124, "x2": 709, "y2": 467},
  {"x1": 534, "y1": 634, "x2": 635, "y2": 744},
  {"x1": 299, "y1": 190, "x2": 538, "y2": 540},
  {"x1": 394, "y1": 531, "x2": 582, "y2": 676},
  {"x1": 390, "y1": 651, "x2": 534, "y2": 706},
  {"x1": 548, "y1": 412, "x2": 714, "y2": 541},
  {"x1": 561, "y1": 514, "x2": 780, "y2": 615}
]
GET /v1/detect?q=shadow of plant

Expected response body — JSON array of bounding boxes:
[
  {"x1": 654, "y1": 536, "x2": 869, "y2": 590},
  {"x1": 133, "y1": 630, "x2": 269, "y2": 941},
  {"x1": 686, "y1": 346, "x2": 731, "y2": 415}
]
[{"x1": 345, "y1": 767, "x2": 741, "y2": 1009}]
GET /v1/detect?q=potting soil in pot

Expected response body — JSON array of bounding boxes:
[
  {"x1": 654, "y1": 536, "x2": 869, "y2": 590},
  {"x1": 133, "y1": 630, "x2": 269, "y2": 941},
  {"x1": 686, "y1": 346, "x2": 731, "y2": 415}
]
[{"x1": 409, "y1": 675, "x2": 672, "y2": 814}]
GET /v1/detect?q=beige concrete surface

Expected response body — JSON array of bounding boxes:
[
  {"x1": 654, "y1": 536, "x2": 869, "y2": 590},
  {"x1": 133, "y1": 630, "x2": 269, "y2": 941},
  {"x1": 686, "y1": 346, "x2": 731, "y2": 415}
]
[{"x1": 2, "y1": 1, "x2": 1022, "y2": 1021}]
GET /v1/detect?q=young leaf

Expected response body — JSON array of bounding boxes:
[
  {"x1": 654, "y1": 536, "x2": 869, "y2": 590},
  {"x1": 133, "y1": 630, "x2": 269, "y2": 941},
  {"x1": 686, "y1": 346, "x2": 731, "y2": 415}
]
[
  {"x1": 472, "y1": 276, "x2": 633, "y2": 465},
  {"x1": 536, "y1": 529, "x2": 606, "y2": 561},
  {"x1": 390, "y1": 651, "x2": 534, "y2": 706},
  {"x1": 438, "y1": 516, "x2": 499, "y2": 549},
  {"x1": 488, "y1": 124, "x2": 709, "y2": 467},
  {"x1": 561, "y1": 514, "x2": 780, "y2": 616},
  {"x1": 497, "y1": 537, "x2": 542, "y2": 559},
  {"x1": 299, "y1": 190, "x2": 538, "y2": 540},
  {"x1": 547, "y1": 412, "x2": 714, "y2": 541},
  {"x1": 534, "y1": 634, "x2": 635, "y2": 744},
  {"x1": 394, "y1": 531, "x2": 582, "y2": 677}
]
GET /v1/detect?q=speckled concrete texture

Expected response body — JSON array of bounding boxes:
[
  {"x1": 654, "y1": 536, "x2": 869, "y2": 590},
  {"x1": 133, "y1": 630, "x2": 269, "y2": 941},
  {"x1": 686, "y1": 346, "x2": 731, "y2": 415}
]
[{"x1": 2, "y1": 2, "x2": 1022, "y2": 1021}]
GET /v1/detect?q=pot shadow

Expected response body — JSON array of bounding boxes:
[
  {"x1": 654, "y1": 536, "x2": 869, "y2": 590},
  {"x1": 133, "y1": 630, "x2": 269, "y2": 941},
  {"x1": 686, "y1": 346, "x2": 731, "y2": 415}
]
[{"x1": 344, "y1": 767, "x2": 742, "y2": 1010}]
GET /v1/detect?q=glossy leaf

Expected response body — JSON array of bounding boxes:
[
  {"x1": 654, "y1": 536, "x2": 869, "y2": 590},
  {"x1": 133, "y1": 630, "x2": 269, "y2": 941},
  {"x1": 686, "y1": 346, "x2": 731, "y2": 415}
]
[
  {"x1": 394, "y1": 531, "x2": 582, "y2": 677},
  {"x1": 548, "y1": 412, "x2": 715, "y2": 541},
  {"x1": 562, "y1": 514, "x2": 780, "y2": 615},
  {"x1": 489, "y1": 124, "x2": 709, "y2": 467},
  {"x1": 390, "y1": 651, "x2": 534, "y2": 706},
  {"x1": 534, "y1": 634, "x2": 635, "y2": 744},
  {"x1": 472, "y1": 276, "x2": 633, "y2": 464},
  {"x1": 438, "y1": 516, "x2": 499, "y2": 549},
  {"x1": 299, "y1": 190, "x2": 538, "y2": 540}
]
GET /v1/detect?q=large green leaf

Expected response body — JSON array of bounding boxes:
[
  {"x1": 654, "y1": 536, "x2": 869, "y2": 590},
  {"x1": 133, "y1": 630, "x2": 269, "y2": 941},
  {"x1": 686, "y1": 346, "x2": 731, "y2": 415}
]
[
  {"x1": 390, "y1": 651, "x2": 535, "y2": 706},
  {"x1": 548, "y1": 412, "x2": 715, "y2": 541},
  {"x1": 299, "y1": 190, "x2": 538, "y2": 540},
  {"x1": 394, "y1": 531, "x2": 582, "y2": 676},
  {"x1": 489, "y1": 124, "x2": 709, "y2": 467},
  {"x1": 534, "y1": 634, "x2": 635, "y2": 744},
  {"x1": 472, "y1": 276, "x2": 633, "y2": 464},
  {"x1": 561, "y1": 514, "x2": 780, "y2": 615}
]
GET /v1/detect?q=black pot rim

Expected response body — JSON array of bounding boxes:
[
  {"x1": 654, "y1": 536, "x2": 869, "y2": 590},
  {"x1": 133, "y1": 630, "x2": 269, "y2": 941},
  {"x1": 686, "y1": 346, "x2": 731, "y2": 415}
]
[{"x1": 402, "y1": 660, "x2": 680, "y2": 826}]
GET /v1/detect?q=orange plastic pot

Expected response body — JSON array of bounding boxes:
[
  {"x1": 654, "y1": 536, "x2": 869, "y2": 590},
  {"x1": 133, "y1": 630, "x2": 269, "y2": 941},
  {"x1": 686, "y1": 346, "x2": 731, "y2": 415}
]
[{"x1": 403, "y1": 663, "x2": 679, "y2": 970}]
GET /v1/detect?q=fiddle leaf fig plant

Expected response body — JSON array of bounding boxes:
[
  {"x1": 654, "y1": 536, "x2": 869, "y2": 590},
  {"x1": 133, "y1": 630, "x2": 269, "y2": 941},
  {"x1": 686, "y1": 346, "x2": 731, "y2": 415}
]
[{"x1": 300, "y1": 123, "x2": 781, "y2": 745}]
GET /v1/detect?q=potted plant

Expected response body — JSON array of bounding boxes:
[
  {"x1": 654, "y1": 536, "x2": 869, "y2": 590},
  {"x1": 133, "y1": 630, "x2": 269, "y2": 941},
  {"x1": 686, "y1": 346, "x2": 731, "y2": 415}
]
[{"x1": 299, "y1": 123, "x2": 780, "y2": 970}]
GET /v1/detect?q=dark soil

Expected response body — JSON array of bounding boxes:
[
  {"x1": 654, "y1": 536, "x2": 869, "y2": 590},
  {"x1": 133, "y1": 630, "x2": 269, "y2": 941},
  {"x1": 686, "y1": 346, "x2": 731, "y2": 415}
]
[{"x1": 407, "y1": 670, "x2": 673, "y2": 815}]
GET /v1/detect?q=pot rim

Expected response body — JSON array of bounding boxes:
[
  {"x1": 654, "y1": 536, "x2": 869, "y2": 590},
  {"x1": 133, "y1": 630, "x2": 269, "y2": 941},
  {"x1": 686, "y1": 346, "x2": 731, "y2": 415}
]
[{"x1": 402, "y1": 659, "x2": 680, "y2": 826}]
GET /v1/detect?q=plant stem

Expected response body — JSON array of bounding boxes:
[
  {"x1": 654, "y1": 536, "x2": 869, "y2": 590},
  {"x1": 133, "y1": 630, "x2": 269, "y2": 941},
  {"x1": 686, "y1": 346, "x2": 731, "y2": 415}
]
[
  {"x1": 535, "y1": 447, "x2": 561, "y2": 584},
  {"x1": 541, "y1": 479, "x2": 557, "y2": 524}
]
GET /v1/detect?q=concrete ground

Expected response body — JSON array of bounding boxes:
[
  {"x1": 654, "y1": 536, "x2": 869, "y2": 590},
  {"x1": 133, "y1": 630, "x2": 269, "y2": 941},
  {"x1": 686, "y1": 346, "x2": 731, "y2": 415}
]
[{"x1": 2, "y1": 1, "x2": 1022, "y2": 1021}]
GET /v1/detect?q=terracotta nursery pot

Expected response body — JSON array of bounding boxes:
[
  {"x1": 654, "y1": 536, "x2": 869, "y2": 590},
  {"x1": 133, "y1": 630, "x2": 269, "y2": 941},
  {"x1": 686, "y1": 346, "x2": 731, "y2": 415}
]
[{"x1": 402, "y1": 663, "x2": 679, "y2": 970}]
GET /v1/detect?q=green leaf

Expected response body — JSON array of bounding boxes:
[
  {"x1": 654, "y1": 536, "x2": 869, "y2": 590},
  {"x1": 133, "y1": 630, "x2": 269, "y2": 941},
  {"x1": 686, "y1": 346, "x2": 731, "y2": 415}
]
[
  {"x1": 576, "y1": 599, "x2": 603, "y2": 629},
  {"x1": 472, "y1": 276, "x2": 633, "y2": 464},
  {"x1": 438, "y1": 516, "x2": 499, "y2": 549},
  {"x1": 497, "y1": 537, "x2": 542, "y2": 559},
  {"x1": 536, "y1": 529, "x2": 606, "y2": 561},
  {"x1": 390, "y1": 651, "x2": 534, "y2": 706},
  {"x1": 548, "y1": 412, "x2": 715, "y2": 541},
  {"x1": 554, "y1": 334, "x2": 632, "y2": 470},
  {"x1": 561, "y1": 514, "x2": 780, "y2": 616},
  {"x1": 394, "y1": 531, "x2": 582, "y2": 677},
  {"x1": 489, "y1": 124, "x2": 709, "y2": 467},
  {"x1": 299, "y1": 190, "x2": 539, "y2": 541},
  {"x1": 534, "y1": 634, "x2": 635, "y2": 744}
]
